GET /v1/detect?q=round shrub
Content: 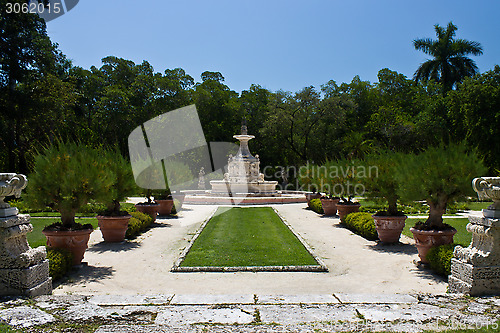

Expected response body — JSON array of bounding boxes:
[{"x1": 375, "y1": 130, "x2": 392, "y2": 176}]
[
  {"x1": 46, "y1": 247, "x2": 73, "y2": 281},
  {"x1": 309, "y1": 198, "x2": 324, "y2": 214},
  {"x1": 126, "y1": 211, "x2": 154, "y2": 239},
  {"x1": 426, "y1": 243, "x2": 458, "y2": 276},
  {"x1": 344, "y1": 212, "x2": 378, "y2": 241}
]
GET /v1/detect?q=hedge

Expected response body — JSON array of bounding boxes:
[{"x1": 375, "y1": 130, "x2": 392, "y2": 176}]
[
  {"x1": 426, "y1": 243, "x2": 459, "y2": 276},
  {"x1": 343, "y1": 212, "x2": 378, "y2": 241},
  {"x1": 309, "y1": 198, "x2": 324, "y2": 214},
  {"x1": 46, "y1": 247, "x2": 73, "y2": 281},
  {"x1": 126, "y1": 211, "x2": 154, "y2": 239}
]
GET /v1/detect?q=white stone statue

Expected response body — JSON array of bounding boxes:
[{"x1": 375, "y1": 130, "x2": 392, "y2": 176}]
[
  {"x1": 472, "y1": 177, "x2": 500, "y2": 212},
  {"x1": 0, "y1": 173, "x2": 27, "y2": 209}
]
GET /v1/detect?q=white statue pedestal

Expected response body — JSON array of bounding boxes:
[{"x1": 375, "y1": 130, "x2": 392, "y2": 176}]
[
  {"x1": 449, "y1": 215, "x2": 500, "y2": 295},
  {"x1": 0, "y1": 214, "x2": 52, "y2": 297}
]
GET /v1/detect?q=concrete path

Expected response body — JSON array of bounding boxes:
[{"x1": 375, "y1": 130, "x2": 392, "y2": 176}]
[{"x1": 52, "y1": 203, "x2": 446, "y2": 296}]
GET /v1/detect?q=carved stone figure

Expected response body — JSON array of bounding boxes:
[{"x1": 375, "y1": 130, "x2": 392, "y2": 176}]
[
  {"x1": 0, "y1": 173, "x2": 51, "y2": 296},
  {"x1": 449, "y1": 177, "x2": 500, "y2": 296}
]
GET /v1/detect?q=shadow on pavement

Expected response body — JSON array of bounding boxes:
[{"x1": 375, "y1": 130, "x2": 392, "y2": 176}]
[
  {"x1": 55, "y1": 265, "x2": 115, "y2": 288},
  {"x1": 366, "y1": 242, "x2": 418, "y2": 255},
  {"x1": 87, "y1": 240, "x2": 141, "y2": 254}
]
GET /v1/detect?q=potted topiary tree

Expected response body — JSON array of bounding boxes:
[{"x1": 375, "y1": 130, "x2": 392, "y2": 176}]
[
  {"x1": 96, "y1": 149, "x2": 137, "y2": 242},
  {"x1": 154, "y1": 189, "x2": 174, "y2": 216},
  {"x1": 27, "y1": 142, "x2": 114, "y2": 265},
  {"x1": 324, "y1": 159, "x2": 362, "y2": 222},
  {"x1": 364, "y1": 151, "x2": 407, "y2": 243},
  {"x1": 299, "y1": 163, "x2": 323, "y2": 206},
  {"x1": 395, "y1": 142, "x2": 487, "y2": 263},
  {"x1": 135, "y1": 189, "x2": 160, "y2": 222}
]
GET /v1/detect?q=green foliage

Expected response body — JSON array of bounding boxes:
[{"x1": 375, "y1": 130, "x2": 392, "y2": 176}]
[
  {"x1": 125, "y1": 211, "x2": 153, "y2": 239},
  {"x1": 426, "y1": 243, "x2": 459, "y2": 276},
  {"x1": 363, "y1": 150, "x2": 403, "y2": 215},
  {"x1": 395, "y1": 142, "x2": 487, "y2": 228},
  {"x1": 46, "y1": 247, "x2": 73, "y2": 281},
  {"x1": 360, "y1": 200, "x2": 429, "y2": 215},
  {"x1": 100, "y1": 148, "x2": 137, "y2": 214},
  {"x1": 344, "y1": 212, "x2": 378, "y2": 241},
  {"x1": 26, "y1": 142, "x2": 115, "y2": 228},
  {"x1": 413, "y1": 22, "x2": 483, "y2": 93},
  {"x1": 309, "y1": 198, "x2": 324, "y2": 214}
]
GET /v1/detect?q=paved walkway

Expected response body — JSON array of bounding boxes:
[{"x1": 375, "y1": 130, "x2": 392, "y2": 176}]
[
  {"x1": 1, "y1": 293, "x2": 499, "y2": 332},
  {"x1": 52, "y1": 203, "x2": 446, "y2": 295}
]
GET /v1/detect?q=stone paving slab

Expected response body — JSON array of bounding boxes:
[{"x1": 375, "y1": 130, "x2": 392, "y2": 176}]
[
  {"x1": 89, "y1": 294, "x2": 174, "y2": 306},
  {"x1": 335, "y1": 293, "x2": 418, "y2": 304},
  {"x1": 256, "y1": 304, "x2": 358, "y2": 324},
  {"x1": 0, "y1": 305, "x2": 56, "y2": 328},
  {"x1": 155, "y1": 306, "x2": 255, "y2": 326},
  {"x1": 355, "y1": 303, "x2": 456, "y2": 322},
  {"x1": 257, "y1": 294, "x2": 339, "y2": 304},
  {"x1": 170, "y1": 294, "x2": 255, "y2": 305}
]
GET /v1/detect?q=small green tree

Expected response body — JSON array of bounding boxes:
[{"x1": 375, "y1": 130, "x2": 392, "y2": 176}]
[
  {"x1": 26, "y1": 142, "x2": 114, "y2": 228},
  {"x1": 363, "y1": 151, "x2": 404, "y2": 216},
  {"x1": 395, "y1": 142, "x2": 486, "y2": 229},
  {"x1": 316, "y1": 158, "x2": 363, "y2": 203},
  {"x1": 100, "y1": 148, "x2": 137, "y2": 215}
]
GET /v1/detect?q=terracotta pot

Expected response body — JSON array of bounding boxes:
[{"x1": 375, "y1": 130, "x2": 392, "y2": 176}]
[
  {"x1": 410, "y1": 227, "x2": 457, "y2": 263},
  {"x1": 42, "y1": 228, "x2": 93, "y2": 266},
  {"x1": 372, "y1": 215, "x2": 408, "y2": 243},
  {"x1": 135, "y1": 203, "x2": 159, "y2": 222},
  {"x1": 172, "y1": 193, "x2": 186, "y2": 210},
  {"x1": 97, "y1": 215, "x2": 131, "y2": 242},
  {"x1": 337, "y1": 203, "x2": 361, "y2": 222},
  {"x1": 320, "y1": 198, "x2": 340, "y2": 216},
  {"x1": 305, "y1": 192, "x2": 322, "y2": 205},
  {"x1": 156, "y1": 199, "x2": 174, "y2": 216}
]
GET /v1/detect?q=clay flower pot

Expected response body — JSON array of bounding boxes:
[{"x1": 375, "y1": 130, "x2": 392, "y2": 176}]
[
  {"x1": 320, "y1": 198, "x2": 340, "y2": 216},
  {"x1": 172, "y1": 193, "x2": 186, "y2": 210},
  {"x1": 135, "y1": 203, "x2": 159, "y2": 222},
  {"x1": 372, "y1": 215, "x2": 408, "y2": 243},
  {"x1": 336, "y1": 203, "x2": 361, "y2": 222},
  {"x1": 156, "y1": 199, "x2": 174, "y2": 216},
  {"x1": 305, "y1": 192, "x2": 322, "y2": 205},
  {"x1": 410, "y1": 227, "x2": 457, "y2": 263},
  {"x1": 97, "y1": 215, "x2": 131, "y2": 242},
  {"x1": 42, "y1": 229, "x2": 93, "y2": 265}
]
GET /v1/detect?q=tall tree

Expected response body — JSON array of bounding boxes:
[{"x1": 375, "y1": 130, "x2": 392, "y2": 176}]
[{"x1": 413, "y1": 22, "x2": 483, "y2": 94}]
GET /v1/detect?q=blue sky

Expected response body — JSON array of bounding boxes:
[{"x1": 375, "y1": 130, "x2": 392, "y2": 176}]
[{"x1": 46, "y1": 0, "x2": 500, "y2": 93}]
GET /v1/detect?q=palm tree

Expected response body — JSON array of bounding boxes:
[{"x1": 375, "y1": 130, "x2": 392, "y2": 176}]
[{"x1": 413, "y1": 22, "x2": 483, "y2": 93}]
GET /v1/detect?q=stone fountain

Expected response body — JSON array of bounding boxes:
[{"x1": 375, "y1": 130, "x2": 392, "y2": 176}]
[
  {"x1": 0, "y1": 173, "x2": 52, "y2": 296},
  {"x1": 210, "y1": 121, "x2": 278, "y2": 196},
  {"x1": 449, "y1": 177, "x2": 500, "y2": 296}
]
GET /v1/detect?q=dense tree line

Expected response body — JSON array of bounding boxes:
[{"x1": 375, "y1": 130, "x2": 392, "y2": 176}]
[{"x1": 1, "y1": 7, "x2": 498, "y2": 184}]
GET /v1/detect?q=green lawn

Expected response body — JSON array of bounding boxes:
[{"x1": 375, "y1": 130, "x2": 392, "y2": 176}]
[
  {"x1": 27, "y1": 218, "x2": 98, "y2": 248},
  {"x1": 180, "y1": 207, "x2": 319, "y2": 267},
  {"x1": 461, "y1": 201, "x2": 491, "y2": 211},
  {"x1": 402, "y1": 218, "x2": 471, "y2": 247}
]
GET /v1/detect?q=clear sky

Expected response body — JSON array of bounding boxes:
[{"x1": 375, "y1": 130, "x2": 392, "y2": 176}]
[{"x1": 46, "y1": 0, "x2": 500, "y2": 93}]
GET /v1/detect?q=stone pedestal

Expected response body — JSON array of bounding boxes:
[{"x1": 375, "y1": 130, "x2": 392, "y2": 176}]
[
  {"x1": 449, "y1": 215, "x2": 500, "y2": 296},
  {"x1": 0, "y1": 214, "x2": 52, "y2": 297}
]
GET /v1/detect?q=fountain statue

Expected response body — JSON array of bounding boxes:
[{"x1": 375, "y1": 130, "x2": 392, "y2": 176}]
[
  {"x1": 0, "y1": 173, "x2": 52, "y2": 296},
  {"x1": 210, "y1": 120, "x2": 278, "y2": 196},
  {"x1": 449, "y1": 177, "x2": 500, "y2": 296}
]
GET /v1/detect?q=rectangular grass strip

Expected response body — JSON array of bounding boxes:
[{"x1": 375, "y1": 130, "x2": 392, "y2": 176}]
[{"x1": 174, "y1": 207, "x2": 326, "y2": 272}]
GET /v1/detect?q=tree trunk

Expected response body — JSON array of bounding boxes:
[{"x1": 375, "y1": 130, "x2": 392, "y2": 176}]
[
  {"x1": 60, "y1": 210, "x2": 76, "y2": 229},
  {"x1": 426, "y1": 199, "x2": 447, "y2": 229},
  {"x1": 387, "y1": 196, "x2": 398, "y2": 216}
]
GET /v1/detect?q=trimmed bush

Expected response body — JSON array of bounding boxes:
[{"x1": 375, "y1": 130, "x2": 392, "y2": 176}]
[
  {"x1": 46, "y1": 247, "x2": 73, "y2": 281},
  {"x1": 344, "y1": 212, "x2": 378, "y2": 241},
  {"x1": 309, "y1": 198, "x2": 324, "y2": 214},
  {"x1": 126, "y1": 211, "x2": 154, "y2": 239},
  {"x1": 426, "y1": 243, "x2": 458, "y2": 276}
]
